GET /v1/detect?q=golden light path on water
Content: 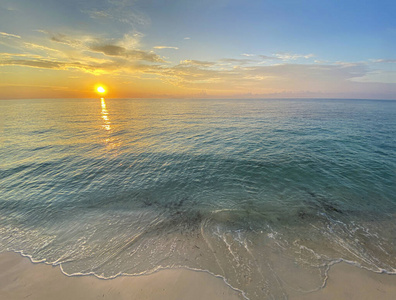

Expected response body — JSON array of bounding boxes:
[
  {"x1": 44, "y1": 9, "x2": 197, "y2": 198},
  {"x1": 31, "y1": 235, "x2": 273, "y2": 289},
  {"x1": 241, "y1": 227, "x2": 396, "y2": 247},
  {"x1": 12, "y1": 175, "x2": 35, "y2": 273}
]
[
  {"x1": 99, "y1": 97, "x2": 121, "y2": 151},
  {"x1": 101, "y1": 98, "x2": 111, "y2": 131}
]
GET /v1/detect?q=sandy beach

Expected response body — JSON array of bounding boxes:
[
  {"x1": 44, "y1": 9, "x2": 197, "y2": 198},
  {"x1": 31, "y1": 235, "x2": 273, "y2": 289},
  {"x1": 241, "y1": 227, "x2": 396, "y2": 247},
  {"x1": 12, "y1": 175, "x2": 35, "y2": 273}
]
[
  {"x1": 1, "y1": 252, "x2": 396, "y2": 300},
  {"x1": 0, "y1": 252, "x2": 244, "y2": 300},
  {"x1": 291, "y1": 262, "x2": 396, "y2": 300}
]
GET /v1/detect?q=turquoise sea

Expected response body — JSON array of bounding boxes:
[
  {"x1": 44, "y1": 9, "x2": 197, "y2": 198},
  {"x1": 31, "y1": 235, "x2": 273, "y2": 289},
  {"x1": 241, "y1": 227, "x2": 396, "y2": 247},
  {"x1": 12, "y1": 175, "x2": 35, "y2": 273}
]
[{"x1": 1, "y1": 98, "x2": 395, "y2": 299}]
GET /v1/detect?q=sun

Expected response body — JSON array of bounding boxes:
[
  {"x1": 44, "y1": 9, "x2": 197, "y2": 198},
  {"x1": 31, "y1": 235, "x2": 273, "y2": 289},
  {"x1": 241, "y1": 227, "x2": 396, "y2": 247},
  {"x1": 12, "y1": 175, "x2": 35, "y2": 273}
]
[{"x1": 96, "y1": 86, "x2": 106, "y2": 94}]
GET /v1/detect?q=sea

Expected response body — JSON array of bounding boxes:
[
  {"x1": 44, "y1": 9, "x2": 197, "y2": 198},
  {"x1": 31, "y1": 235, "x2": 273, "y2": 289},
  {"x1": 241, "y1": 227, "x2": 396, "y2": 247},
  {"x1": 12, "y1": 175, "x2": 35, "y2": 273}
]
[{"x1": 1, "y1": 98, "x2": 395, "y2": 299}]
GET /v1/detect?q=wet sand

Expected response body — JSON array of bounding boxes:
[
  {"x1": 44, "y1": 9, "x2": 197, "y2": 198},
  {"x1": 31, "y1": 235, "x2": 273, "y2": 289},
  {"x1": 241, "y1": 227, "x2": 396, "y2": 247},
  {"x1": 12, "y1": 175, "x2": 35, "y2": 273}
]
[
  {"x1": 291, "y1": 262, "x2": 396, "y2": 300},
  {"x1": 1, "y1": 251, "x2": 396, "y2": 300},
  {"x1": 0, "y1": 252, "x2": 244, "y2": 300}
]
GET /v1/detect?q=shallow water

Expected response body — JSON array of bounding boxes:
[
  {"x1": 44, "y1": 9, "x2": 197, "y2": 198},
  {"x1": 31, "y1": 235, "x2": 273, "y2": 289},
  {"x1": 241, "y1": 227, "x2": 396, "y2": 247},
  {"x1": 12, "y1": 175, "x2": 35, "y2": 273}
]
[{"x1": 1, "y1": 98, "x2": 396, "y2": 299}]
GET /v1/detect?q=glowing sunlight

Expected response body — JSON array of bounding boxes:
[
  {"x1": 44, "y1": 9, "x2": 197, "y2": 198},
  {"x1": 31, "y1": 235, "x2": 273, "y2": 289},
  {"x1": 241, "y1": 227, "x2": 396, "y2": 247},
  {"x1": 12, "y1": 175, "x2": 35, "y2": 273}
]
[{"x1": 96, "y1": 86, "x2": 106, "y2": 94}]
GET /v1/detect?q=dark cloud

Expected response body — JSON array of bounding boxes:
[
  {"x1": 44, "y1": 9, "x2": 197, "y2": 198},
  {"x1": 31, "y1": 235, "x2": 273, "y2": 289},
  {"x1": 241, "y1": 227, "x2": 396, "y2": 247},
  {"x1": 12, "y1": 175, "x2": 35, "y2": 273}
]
[
  {"x1": 89, "y1": 44, "x2": 164, "y2": 63},
  {"x1": 90, "y1": 44, "x2": 128, "y2": 56},
  {"x1": 89, "y1": 44, "x2": 165, "y2": 63},
  {"x1": 0, "y1": 58, "x2": 123, "y2": 73},
  {"x1": 46, "y1": 31, "x2": 164, "y2": 63},
  {"x1": 49, "y1": 33, "x2": 83, "y2": 47},
  {"x1": 1, "y1": 59, "x2": 63, "y2": 69}
]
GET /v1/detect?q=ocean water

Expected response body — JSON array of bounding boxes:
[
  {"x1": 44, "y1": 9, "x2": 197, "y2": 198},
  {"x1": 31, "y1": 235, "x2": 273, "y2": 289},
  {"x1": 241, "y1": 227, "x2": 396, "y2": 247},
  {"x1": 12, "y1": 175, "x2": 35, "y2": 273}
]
[{"x1": 0, "y1": 98, "x2": 395, "y2": 299}]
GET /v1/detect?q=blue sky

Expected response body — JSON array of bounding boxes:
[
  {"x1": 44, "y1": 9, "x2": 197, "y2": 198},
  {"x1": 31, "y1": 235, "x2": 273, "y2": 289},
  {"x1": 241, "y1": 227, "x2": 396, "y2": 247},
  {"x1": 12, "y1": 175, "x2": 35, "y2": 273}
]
[{"x1": 0, "y1": 0, "x2": 395, "y2": 99}]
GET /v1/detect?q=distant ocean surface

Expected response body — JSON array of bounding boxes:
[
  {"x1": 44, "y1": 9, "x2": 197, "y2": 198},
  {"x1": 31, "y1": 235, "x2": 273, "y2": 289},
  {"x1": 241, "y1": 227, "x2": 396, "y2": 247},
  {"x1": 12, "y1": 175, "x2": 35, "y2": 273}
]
[{"x1": 1, "y1": 98, "x2": 395, "y2": 299}]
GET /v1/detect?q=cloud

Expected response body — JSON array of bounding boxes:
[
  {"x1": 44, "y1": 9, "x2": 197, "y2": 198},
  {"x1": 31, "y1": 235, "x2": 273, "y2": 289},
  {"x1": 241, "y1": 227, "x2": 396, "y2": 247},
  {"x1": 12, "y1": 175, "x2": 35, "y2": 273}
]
[
  {"x1": 153, "y1": 65, "x2": 227, "y2": 84},
  {"x1": 259, "y1": 55, "x2": 281, "y2": 60},
  {"x1": 140, "y1": 61, "x2": 372, "y2": 95},
  {"x1": 351, "y1": 70, "x2": 396, "y2": 84},
  {"x1": 242, "y1": 53, "x2": 255, "y2": 57},
  {"x1": 153, "y1": 46, "x2": 179, "y2": 50},
  {"x1": 0, "y1": 28, "x2": 170, "y2": 78},
  {"x1": 184, "y1": 37, "x2": 191, "y2": 40},
  {"x1": 84, "y1": 0, "x2": 150, "y2": 26},
  {"x1": 24, "y1": 42, "x2": 62, "y2": 54},
  {"x1": 48, "y1": 31, "x2": 142, "y2": 50},
  {"x1": 86, "y1": 10, "x2": 110, "y2": 18},
  {"x1": 2, "y1": 38, "x2": 372, "y2": 92},
  {"x1": 274, "y1": 52, "x2": 315, "y2": 61},
  {"x1": 89, "y1": 44, "x2": 165, "y2": 63},
  {"x1": 49, "y1": 33, "x2": 90, "y2": 48},
  {"x1": 0, "y1": 52, "x2": 44, "y2": 59},
  {"x1": 118, "y1": 32, "x2": 143, "y2": 48},
  {"x1": 3, "y1": 47, "x2": 393, "y2": 98},
  {"x1": 334, "y1": 61, "x2": 363, "y2": 68},
  {"x1": 1, "y1": 59, "x2": 63, "y2": 69},
  {"x1": 179, "y1": 60, "x2": 215, "y2": 67},
  {"x1": 219, "y1": 58, "x2": 256, "y2": 65},
  {"x1": 314, "y1": 59, "x2": 328, "y2": 64},
  {"x1": 372, "y1": 59, "x2": 396, "y2": 64},
  {"x1": 45, "y1": 31, "x2": 163, "y2": 63},
  {"x1": 0, "y1": 56, "x2": 128, "y2": 75},
  {"x1": 1, "y1": 26, "x2": 392, "y2": 98},
  {"x1": 0, "y1": 31, "x2": 21, "y2": 39}
]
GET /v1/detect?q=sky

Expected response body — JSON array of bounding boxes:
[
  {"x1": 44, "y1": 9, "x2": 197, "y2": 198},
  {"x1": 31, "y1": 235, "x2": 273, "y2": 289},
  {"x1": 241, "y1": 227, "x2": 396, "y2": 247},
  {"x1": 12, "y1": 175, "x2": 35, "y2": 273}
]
[{"x1": 0, "y1": 0, "x2": 395, "y2": 99}]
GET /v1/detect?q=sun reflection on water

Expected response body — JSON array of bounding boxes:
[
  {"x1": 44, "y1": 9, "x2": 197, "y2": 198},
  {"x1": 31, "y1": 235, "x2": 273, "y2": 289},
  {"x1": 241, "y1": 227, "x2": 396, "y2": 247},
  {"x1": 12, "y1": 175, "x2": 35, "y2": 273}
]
[
  {"x1": 101, "y1": 98, "x2": 111, "y2": 131},
  {"x1": 99, "y1": 98, "x2": 122, "y2": 151}
]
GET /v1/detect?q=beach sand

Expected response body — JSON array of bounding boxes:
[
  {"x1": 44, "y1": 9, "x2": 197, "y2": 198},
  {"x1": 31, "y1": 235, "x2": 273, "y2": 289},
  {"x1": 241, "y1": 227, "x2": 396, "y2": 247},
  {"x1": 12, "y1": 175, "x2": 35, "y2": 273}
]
[
  {"x1": 1, "y1": 251, "x2": 396, "y2": 300},
  {"x1": 291, "y1": 262, "x2": 396, "y2": 300},
  {"x1": 0, "y1": 252, "x2": 244, "y2": 300}
]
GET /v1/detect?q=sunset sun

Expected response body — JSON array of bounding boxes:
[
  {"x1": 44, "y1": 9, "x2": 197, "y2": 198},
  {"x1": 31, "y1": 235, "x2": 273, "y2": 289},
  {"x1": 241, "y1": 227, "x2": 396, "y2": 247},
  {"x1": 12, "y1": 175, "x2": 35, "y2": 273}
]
[{"x1": 96, "y1": 86, "x2": 106, "y2": 94}]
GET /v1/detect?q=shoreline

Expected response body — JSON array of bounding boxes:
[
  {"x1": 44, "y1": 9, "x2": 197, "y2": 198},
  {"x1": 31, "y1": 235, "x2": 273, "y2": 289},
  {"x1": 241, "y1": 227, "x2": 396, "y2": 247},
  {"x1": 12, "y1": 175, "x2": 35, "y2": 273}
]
[
  {"x1": 0, "y1": 251, "x2": 244, "y2": 300},
  {"x1": 2, "y1": 251, "x2": 396, "y2": 300},
  {"x1": 290, "y1": 262, "x2": 396, "y2": 300}
]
